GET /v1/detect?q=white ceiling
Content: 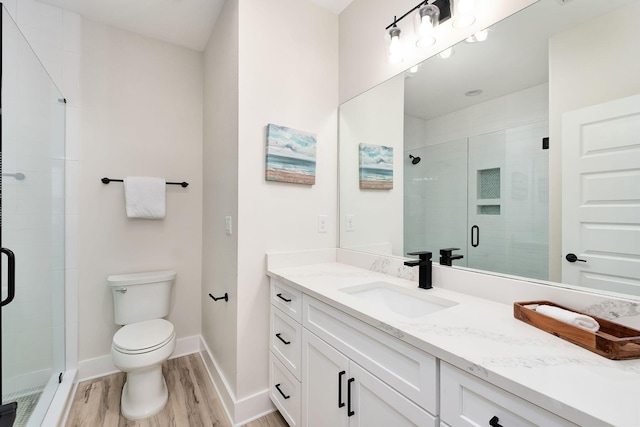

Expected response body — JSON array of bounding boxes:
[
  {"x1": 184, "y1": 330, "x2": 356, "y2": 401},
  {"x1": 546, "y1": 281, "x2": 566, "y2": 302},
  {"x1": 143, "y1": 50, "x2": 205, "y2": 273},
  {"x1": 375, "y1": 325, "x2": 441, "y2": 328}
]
[
  {"x1": 404, "y1": 0, "x2": 634, "y2": 121},
  {"x1": 36, "y1": 0, "x2": 354, "y2": 51}
]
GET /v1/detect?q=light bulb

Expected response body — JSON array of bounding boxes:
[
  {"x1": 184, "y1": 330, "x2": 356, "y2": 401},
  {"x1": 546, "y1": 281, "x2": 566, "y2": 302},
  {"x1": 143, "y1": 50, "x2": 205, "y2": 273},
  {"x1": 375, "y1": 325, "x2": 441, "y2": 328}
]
[
  {"x1": 388, "y1": 27, "x2": 403, "y2": 64},
  {"x1": 465, "y1": 29, "x2": 489, "y2": 43},
  {"x1": 453, "y1": 0, "x2": 475, "y2": 28},
  {"x1": 415, "y1": 4, "x2": 439, "y2": 48}
]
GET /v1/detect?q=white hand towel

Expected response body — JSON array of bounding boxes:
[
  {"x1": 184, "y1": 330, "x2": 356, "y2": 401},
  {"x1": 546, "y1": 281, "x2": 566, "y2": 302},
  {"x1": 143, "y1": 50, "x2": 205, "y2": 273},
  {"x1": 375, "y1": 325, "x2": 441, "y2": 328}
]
[
  {"x1": 124, "y1": 176, "x2": 166, "y2": 219},
  {"x1": 535, "y1": 305, "x2": 600, "y2": 332}
]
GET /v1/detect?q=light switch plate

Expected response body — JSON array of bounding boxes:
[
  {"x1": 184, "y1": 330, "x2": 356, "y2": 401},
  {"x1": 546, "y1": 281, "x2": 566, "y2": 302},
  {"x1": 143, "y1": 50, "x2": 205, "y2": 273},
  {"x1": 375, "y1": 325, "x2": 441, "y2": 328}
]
[
  {"x1": 318, "y1": 215, "x2": 328, "y2": 233},
  {"x1": 225, "y1": 216, "x2": 232, "y2": 235}
]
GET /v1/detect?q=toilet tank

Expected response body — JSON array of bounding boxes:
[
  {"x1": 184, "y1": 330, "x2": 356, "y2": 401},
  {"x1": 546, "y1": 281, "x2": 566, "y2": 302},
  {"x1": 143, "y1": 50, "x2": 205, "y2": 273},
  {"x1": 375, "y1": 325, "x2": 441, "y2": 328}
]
[{"x1": 108, "y1": 270, "x2": 176, "y2": 325}]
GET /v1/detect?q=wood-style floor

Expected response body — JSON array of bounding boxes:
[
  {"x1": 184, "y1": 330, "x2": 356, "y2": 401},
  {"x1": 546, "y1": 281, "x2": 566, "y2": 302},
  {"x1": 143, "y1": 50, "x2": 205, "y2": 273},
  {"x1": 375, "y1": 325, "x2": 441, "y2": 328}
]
[{"x1": 65, "y1": 353, "x2": 287, "y2": 427}]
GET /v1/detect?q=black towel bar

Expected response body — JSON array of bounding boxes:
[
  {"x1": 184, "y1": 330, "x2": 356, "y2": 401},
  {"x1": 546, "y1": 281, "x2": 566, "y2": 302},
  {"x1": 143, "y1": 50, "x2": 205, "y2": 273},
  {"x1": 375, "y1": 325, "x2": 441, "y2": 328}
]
[{"x1": 101, "y1": 177, "x2": 189, "y2": 187}]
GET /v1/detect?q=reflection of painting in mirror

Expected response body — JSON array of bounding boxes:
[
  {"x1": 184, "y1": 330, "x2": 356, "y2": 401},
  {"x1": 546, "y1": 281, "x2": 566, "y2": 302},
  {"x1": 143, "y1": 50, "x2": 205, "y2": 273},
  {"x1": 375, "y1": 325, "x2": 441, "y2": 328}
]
[
  {"x1": 339, "y1": 0, "x2": 640, "y2": 298},
  {"x1": 359, "y1": 143, "x2": 393, "y2": 190},
  {"x1": 266, "y1": 123, "x2": 317, "y2": 185}
]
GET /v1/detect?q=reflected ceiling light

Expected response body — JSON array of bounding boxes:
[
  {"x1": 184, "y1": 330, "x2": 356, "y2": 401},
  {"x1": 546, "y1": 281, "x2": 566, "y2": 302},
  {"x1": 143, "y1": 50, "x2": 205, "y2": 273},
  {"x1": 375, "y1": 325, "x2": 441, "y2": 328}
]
[
  {"x1": 452, "y1": 0, "x2": 476, "y2": 28},
  {"x1": 437, "y1": 47, "x2": 455, "y2": 59},
  {"x1": 465, "y1": 29, "x2": 489, "y2": 43},
  {"x1": 408, "y1": 64, "x2": 421, "y2": 74}
]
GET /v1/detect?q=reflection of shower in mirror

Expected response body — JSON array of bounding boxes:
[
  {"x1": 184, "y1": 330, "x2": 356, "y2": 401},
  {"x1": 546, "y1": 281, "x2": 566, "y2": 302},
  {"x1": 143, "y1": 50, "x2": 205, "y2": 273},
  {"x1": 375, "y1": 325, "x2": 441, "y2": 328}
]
[{"x1": 409, "y1": 154, "x2": 421, "y2": 165}]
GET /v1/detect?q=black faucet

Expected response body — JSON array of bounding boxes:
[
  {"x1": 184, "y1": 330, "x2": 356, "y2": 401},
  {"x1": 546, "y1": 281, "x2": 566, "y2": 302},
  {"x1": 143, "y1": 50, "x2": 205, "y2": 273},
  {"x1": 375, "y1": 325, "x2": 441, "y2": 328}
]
[
  {"x1": 439, "y1": 248, "x2": 464, "y2": 266},
  {"x1": 404, "y1": 251, "x2": 432, "y2": 289}
]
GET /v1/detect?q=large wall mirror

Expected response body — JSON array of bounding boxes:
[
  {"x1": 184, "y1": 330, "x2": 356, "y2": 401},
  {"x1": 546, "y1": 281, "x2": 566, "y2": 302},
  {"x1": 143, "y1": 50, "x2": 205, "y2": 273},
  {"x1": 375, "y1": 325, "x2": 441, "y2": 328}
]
[{"x1": 339, "y1": 0, "x2": 640, "y2": 299}]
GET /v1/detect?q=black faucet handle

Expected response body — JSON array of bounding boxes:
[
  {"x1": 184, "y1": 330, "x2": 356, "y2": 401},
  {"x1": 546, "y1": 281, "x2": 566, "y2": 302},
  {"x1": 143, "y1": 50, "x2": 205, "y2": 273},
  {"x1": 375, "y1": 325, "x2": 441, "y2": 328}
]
[
  {"x1": 406, "y1": 251, "x2": 432, "y2": 261},
  {"x1": 439, "y1": 248, "x2": 460, "y2": 255}
]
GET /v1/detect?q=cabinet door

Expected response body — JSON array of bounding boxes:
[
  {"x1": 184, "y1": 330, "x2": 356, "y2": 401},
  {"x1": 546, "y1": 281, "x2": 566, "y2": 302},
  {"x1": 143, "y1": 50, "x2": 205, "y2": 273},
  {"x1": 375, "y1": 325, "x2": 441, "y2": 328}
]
[
  {"x1": 302, "y1": 329, "x2": 350, "y2": 427},
  {"x1": 349, "y1": 362, "x2": 437, "y2": 427}
]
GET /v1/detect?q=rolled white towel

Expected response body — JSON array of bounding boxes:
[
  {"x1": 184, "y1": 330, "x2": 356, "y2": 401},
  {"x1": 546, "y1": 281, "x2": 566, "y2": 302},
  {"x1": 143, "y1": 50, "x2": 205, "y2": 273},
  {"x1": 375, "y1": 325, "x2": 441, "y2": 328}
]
[{"x1": 535, "y1": 305, "x2": 600, "y2": 332}]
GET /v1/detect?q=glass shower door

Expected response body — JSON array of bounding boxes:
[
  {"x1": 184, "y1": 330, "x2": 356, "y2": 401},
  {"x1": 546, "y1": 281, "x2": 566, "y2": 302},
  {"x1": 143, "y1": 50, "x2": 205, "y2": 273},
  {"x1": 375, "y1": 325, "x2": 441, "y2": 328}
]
[{"x1": 1, "y1": 6, "x2": 66, "y2": 427}]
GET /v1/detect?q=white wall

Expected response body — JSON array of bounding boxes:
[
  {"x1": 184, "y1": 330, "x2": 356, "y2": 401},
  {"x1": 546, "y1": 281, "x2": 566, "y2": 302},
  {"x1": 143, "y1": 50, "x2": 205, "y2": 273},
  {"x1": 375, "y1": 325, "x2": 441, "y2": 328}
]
[
  {"x1": 236, "y1": 0, "x2": 338, "y2": 405},
  {"x1": 339, "y1": 74, "x2": 404, "y2": 255},
  {"x1": 77, "y1": 20, "x2": 203, "y2": 366},
  {"x1": 548, "y1": 2, "x2": 640, "y2": 281},
  {"x1": 338, "y1": 0, "x2": 537, "y2": 103},
  {"x1": 202, "y1": 0, "x2": 240, "y2": 403}
]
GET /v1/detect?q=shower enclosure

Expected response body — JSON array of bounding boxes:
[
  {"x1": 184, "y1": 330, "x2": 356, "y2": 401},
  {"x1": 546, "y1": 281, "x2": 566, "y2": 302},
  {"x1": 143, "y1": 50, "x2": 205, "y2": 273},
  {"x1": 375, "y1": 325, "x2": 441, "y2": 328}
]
[
  {"x1": 1, "y1": 5, "x2": 66, "y2": 427},
  {"x1": 404, "y1": 121, "x2": 549, "y2": 280}
]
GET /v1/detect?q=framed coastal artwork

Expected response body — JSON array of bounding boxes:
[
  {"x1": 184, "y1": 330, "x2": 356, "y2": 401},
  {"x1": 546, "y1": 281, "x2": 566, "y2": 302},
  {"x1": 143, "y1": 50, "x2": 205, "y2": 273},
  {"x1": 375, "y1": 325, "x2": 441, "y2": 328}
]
[
  {"x1": 359, "y1": 143, "x2": 393, "y2": 190},
  {"x1": 266, "y1": 123, "x2": 317, "y2": 185}
]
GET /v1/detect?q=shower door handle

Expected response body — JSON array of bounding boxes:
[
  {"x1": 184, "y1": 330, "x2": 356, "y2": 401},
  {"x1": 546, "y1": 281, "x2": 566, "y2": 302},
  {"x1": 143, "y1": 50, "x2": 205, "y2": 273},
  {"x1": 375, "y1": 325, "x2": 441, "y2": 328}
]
[
  {"x1": 1, "y1": 248, "x2": 16, "y2": 306},
  {"x1": 471, "y1": 225, "x2": 480, "y2": 248}
]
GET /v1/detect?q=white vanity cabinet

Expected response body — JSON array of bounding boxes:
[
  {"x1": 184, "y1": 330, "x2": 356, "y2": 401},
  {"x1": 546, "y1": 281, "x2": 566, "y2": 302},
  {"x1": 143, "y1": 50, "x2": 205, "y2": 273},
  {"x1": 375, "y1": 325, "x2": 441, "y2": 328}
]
[
  {"x1": 301, "y1": 295, "x2": 438, "y2": 427},
  {"x1": 440, "y1": 362, "x2": 578, "y2": 427}
]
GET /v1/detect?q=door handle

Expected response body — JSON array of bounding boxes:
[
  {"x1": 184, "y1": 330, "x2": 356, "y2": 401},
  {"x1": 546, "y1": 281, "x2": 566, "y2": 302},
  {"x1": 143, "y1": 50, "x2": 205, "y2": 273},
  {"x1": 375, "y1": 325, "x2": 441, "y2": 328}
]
[
  {"x1": 275, "y1": 333, "x2": 290, "y2": 345},
  {"x1": 1, "y1": 248, "x2": 16, "y2": 307},
  {"x1": 489, "y1": 416, "x2": 504, "y2": 427},
  {"x1": 274, "y1": 383, "x2": 290, "y2": 400},
  {"x1": 338, "y1": 370, "x2": 345, "y2": 408},
  {"x1": 347, "y1": 377, "x2": 355, "y2": 417},
  {"x1": 565, "y1": 253, "x2": 586, "y2": 263},
  {"x1": 471, "y1": 225, "x2": 480, "y2": 247},
  {"x1": 276, "y1": 293, "x2": 291, "y2": 302}
]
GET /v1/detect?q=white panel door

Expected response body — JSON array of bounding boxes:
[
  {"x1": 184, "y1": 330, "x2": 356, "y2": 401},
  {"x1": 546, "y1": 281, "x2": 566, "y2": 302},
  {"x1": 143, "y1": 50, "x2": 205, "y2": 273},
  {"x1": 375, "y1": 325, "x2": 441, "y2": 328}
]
[{"x1": 562, "y1": 93, "x2": 640, "y2": 295}]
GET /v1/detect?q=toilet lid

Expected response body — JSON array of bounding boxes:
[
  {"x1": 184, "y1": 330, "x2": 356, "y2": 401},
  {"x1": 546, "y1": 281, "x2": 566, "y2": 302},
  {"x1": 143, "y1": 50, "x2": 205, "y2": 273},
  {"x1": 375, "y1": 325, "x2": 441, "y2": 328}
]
[{"x1": 113, "y1": 319, "x2": 174, "y2": 353}]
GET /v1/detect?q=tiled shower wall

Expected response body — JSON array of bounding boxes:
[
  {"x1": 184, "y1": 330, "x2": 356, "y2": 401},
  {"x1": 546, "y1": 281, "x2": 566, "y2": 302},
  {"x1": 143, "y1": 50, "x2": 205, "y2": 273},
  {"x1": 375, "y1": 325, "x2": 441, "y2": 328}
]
[{"x1": 2, "y1": 0, "x2": 80, "y2": 392}]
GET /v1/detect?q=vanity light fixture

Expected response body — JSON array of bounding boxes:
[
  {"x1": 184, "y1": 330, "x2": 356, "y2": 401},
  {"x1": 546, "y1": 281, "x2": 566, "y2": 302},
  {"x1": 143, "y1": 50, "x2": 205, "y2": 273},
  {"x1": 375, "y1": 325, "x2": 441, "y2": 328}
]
[{"x1": 385, "y1": 0, "x2": 452, "y2": 62}]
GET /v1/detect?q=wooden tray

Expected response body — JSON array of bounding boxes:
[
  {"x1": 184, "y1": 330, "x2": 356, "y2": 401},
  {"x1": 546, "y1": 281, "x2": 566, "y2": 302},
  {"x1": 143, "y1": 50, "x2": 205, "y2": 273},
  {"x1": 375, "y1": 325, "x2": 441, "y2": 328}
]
[{"x1": 514, "y1": 301, "x2": 640, "y2": 360}]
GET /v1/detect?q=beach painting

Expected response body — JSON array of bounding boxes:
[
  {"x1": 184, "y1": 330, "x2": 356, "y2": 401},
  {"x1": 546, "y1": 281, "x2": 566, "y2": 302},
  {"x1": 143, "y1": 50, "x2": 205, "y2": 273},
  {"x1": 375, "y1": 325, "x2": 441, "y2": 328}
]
[
  {"x1": 266, "y1": 123, "x2": 317, "y2": 185},
  {"x1": 359, "y1": 143, "x2": 393, "y2": 190}
]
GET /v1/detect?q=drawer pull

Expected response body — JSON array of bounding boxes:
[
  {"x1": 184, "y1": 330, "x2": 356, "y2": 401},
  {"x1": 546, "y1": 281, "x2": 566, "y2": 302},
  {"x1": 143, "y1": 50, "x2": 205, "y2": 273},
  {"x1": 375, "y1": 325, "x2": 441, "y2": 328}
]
[
  {"x1": 275, "y1": 383, "x2": 290, "y2": 400},
  {"x1": 347, "y1": 378, "x2": 355, "y2": 417},
  {"x1": 275, "y1": 333, "x2": 291, "y2": 345},
  {"x1": 276, "y1": 293, "x2": 292, "y2": 302},
  {"x1": 338, "y1": 371, "x2": 346, "y2": 408},
  {"x1": 489, "y1": 416, "x2": 503, "y2": 427}
]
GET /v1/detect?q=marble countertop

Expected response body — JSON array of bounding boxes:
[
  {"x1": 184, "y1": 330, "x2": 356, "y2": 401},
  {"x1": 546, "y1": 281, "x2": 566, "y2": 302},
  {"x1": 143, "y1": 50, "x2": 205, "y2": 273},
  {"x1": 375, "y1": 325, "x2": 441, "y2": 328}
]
[{"x1": 267, "y1": 261, "x2": 640, "y2": 427}]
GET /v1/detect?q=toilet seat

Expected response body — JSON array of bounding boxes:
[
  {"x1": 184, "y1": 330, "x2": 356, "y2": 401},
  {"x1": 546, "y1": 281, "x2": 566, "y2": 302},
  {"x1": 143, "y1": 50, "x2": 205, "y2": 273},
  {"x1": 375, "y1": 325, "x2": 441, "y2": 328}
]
[{"x1": 113, "y1": 319, "x2": 175, "y2": 355}]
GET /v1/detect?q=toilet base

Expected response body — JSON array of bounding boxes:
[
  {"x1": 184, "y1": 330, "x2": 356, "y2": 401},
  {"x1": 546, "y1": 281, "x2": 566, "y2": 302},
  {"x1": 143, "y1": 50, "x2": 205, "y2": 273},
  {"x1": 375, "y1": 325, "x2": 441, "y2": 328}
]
[{"x1": 120, "y1": 364, "x2": 168, "y2": 420}]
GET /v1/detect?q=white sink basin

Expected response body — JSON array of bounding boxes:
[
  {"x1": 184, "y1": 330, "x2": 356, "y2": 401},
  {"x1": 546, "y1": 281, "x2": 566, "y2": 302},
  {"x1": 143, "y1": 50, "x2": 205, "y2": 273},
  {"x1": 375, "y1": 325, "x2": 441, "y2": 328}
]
[{"x1": 339, "y1": 282, "x2": 457, "y2": 319}]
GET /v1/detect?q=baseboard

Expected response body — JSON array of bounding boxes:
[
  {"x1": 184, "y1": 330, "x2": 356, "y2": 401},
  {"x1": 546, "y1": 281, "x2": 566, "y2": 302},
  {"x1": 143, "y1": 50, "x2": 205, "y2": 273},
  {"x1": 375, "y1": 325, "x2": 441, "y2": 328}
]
[
  {"x1": 77, "y1": 335, "x2": 201, "y2": 381},
  {"x1": 198, "y1": 337, "x2": 275, "y2": 426}
]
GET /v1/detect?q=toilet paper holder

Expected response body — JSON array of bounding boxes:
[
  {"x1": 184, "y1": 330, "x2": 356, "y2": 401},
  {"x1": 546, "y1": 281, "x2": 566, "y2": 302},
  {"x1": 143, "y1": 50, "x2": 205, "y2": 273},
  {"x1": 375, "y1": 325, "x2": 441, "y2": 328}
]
[{"x1": 209, "y1": 293, "x2": 228, "y2": 302}]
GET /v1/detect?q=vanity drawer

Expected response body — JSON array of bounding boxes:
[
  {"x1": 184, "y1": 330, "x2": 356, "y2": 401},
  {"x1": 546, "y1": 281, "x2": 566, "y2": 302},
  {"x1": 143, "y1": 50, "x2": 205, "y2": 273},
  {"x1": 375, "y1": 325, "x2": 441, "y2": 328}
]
[
  {"x1": 303, "y1": 295, "x2": 437, "y2": 414},
  {"x1": 440, "y1": 362, "x2": 578, "y2": 427},
  {"x1": 270, "y1": 353, "x2": 301, "y2": 427},
  {"x1": 270, "y1": 306, "x2": 302, "y2": 381},
  {"x1": 271, "y1": 279, "x2": 303, "y2": 323}
]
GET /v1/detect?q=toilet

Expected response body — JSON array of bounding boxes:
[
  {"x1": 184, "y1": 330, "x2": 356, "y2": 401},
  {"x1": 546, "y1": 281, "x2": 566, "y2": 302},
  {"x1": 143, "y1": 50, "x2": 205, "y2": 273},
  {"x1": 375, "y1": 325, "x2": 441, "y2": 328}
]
[{"x1": 108, "y1": 269, "x2": 177, "y2": 420}]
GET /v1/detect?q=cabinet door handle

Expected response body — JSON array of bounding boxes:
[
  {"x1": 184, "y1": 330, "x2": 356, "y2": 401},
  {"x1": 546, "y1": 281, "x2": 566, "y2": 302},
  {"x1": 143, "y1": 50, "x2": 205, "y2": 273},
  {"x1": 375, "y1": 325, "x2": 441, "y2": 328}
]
[
  {"x1": 489, "y1": 416, "x2": 503, "y2": 427},
  {"x1": 276, "y1": 293, "x2": 292, "y2": 302},
  {"x1": 275, "y1": 383, "x2": 290, "y2": 400},
  {"x1": 275, "y1": 333, "x2": 290, "y2": 345},
  {"x1": 347, "y1": 378, "x2": 355, "y2": 417},
  {"x1": 338, "y1": 371, "x2": 346, "y2": 408}
]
